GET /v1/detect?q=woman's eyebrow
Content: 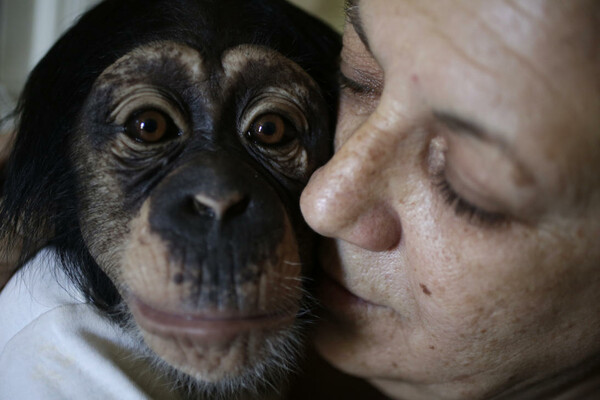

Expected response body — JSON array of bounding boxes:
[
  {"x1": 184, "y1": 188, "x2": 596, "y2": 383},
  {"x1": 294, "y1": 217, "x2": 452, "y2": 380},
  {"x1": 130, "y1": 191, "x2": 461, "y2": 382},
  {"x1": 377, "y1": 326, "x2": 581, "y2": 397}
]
[
  {"x1": 434, "y1": 112, "x2": 498, "y2": 144},
  {"x1": 344, "y1": 0, "x2": 373, "y2": 54},
  {"x1": 434, "y1": 111, "x2": 515, "y2": 154}
]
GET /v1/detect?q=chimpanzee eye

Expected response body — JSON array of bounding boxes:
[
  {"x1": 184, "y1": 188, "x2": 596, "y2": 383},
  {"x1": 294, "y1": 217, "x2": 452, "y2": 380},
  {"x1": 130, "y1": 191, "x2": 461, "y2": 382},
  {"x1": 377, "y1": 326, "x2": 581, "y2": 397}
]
[
  {"x1": 126, "y1": 109, "x2": 180, "y2": 143},
  {"x1": 246, "y1": 113, "x2": 295, "y2": 146}
]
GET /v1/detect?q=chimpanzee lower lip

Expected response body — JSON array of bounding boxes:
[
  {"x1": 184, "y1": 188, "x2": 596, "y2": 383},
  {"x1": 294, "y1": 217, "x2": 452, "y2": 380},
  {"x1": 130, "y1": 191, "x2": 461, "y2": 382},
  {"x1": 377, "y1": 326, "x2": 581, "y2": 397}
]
[{"x1": 130, "y1": 297, "x2": 297, "y2": 340}]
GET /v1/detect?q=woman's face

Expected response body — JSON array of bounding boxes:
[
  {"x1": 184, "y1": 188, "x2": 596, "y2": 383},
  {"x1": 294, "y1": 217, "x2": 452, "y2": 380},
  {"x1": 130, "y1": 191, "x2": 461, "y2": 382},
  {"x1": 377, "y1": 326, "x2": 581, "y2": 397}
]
[{"x1": 300, "y1": 0, "x2": 600, "y2": 398}]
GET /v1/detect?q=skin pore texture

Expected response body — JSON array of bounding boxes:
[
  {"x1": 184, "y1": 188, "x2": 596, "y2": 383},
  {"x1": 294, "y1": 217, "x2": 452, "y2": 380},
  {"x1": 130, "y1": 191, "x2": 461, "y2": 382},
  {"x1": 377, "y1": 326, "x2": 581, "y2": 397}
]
[{"x1": 300, "y1": 0, "x2": 600, "y2": 399}]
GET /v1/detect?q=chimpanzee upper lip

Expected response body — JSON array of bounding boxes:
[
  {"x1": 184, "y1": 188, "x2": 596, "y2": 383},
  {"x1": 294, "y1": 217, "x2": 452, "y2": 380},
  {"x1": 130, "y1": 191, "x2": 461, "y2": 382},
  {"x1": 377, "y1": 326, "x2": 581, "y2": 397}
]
[{"x1": 130, "y1": 297, "x2": 297, "y2": 340}]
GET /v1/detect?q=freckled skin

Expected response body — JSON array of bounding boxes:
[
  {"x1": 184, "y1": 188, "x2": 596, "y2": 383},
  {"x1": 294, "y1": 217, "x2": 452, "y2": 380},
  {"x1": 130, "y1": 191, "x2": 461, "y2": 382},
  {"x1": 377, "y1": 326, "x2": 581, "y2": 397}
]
[{"x1": 301, "y1": 0, "x2": 600, "y2": 399}]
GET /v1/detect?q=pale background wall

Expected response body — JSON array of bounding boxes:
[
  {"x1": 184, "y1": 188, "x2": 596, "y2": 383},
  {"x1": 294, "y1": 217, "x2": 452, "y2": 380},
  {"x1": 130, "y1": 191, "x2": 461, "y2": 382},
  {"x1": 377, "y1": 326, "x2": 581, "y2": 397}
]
[
  {"x1": 290, "y1": 0, "x2": 345, "y2": 31},
  {"x1": 0, "y1": 0, "x2": 345, "y2": 124}
]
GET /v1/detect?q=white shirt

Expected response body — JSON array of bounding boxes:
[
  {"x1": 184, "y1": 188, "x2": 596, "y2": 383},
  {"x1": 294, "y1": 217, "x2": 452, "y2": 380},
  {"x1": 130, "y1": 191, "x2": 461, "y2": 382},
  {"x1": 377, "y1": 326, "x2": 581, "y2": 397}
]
[{"x1": 0, "y1": 249, "x2": 181, "y2": 400}]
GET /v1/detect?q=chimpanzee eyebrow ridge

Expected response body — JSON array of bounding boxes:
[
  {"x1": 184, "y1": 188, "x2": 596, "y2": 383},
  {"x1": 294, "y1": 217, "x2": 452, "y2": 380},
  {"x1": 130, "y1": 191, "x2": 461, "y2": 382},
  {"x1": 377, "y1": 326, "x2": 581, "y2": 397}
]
[{"x1": 344, "y1": 0, "x2": 372, "y2": 54}]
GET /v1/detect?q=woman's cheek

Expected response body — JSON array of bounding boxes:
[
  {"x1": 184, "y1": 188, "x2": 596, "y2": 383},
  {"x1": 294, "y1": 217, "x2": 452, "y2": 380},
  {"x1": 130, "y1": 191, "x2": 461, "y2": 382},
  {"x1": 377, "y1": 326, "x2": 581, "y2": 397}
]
[{"x1": 412, "y1": 220, "x2": 575, "y2": 348}]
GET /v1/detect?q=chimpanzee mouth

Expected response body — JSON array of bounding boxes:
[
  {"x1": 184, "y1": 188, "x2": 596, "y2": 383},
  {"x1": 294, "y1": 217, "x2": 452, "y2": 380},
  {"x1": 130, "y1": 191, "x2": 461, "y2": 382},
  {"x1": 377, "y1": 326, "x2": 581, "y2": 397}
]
[{"x1": 130, "y1": 297, "x2": 298, "y2": 344}]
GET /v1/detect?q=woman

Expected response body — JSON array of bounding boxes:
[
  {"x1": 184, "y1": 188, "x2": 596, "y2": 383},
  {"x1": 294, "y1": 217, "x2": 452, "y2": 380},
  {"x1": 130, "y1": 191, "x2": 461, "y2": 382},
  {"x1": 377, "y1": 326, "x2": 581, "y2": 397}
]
[{"x1": 300, "y1": 0, "x2": 600, "y2": 399}]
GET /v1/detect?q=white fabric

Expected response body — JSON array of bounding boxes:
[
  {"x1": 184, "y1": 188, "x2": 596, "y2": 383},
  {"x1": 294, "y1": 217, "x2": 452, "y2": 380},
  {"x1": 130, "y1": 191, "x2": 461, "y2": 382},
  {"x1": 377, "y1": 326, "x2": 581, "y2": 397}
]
[{"x1": 0, "y1": 249, "x2": 181, "y2": 400}]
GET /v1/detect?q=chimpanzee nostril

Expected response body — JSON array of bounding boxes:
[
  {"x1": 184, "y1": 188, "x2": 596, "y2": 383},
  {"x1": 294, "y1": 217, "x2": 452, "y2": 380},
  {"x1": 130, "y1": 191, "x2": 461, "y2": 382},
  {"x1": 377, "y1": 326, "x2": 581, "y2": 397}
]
[{"x1": 192, "y1": 192, "x2": 248, "y2": 220}]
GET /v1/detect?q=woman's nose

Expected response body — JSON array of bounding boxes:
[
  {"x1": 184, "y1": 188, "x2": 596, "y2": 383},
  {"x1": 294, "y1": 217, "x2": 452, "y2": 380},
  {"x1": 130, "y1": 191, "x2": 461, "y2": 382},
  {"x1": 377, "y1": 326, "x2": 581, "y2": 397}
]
[{"x1": 300, "y1": 120, "x2": 402, "y2": 252}]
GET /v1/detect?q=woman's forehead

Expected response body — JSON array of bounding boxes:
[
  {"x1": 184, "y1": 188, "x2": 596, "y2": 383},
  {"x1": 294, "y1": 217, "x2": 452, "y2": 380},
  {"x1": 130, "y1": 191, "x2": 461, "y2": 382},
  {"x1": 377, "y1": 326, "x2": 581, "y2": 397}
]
[
  {"x1": 357, "y1": 0, "x2": 598, "y2": 69},
  {"x1": 346, "y1": 0, "x2": 600, "y2": 211}
]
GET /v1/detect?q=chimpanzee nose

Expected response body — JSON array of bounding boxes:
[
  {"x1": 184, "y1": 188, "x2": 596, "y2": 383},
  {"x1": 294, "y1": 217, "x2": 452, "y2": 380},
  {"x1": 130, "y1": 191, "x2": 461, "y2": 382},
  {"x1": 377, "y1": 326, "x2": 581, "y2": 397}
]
[
  {"x1": 149, "y1": 152, "x2": 285, "y2": 251},
  {"x1": 192, "y1": 192, "x2": 248, "y2": 220}
]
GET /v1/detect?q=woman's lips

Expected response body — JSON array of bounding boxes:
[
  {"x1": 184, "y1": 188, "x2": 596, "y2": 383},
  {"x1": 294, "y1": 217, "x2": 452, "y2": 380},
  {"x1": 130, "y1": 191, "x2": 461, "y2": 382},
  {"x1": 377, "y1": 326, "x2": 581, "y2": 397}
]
[{"x1": 130, "y1": 298, "x2": 297, "y2": 344}]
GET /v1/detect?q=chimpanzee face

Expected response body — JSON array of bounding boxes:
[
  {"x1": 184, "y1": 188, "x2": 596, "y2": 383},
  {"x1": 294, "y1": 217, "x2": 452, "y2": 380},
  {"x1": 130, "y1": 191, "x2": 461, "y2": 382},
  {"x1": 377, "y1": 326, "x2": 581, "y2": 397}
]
[{"x1": 72, "y1": 40, "x2": 330, "y2": 384}]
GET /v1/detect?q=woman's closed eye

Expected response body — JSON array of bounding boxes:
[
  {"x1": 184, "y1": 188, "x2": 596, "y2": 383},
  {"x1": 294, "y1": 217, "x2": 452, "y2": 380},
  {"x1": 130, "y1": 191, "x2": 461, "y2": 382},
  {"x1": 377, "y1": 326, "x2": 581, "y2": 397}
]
[
  {"x1": 338, "y1": 71, "x2": 380, "y2": 98},
  {"x1": 427, "y1": 134, "x2": 519, "y2": 228},
  {"x1": 432, "y1": 171, "x2": 509, "y2": 227}
]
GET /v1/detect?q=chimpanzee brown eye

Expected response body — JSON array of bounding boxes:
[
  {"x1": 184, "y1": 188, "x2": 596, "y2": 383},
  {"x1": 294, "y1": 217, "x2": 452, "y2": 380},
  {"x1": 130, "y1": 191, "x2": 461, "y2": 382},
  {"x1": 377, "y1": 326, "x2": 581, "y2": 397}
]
[
  {"x1": 126, "y1": 109, "x2": 179, "y2": 143},
  {"x1": 247, "y1": 114, "x2": 293, "y2": 146}
]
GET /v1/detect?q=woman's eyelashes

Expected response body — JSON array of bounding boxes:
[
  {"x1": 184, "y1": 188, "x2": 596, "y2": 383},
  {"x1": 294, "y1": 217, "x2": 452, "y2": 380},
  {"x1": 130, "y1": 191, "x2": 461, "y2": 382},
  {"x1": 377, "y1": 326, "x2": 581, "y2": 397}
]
[
  {"x1": 432, "y1": 171, "x2": 509, "y2": 227},
  {"x1": 339, "y1": 71, "x2": 372, "y2": 95},
  {"x1": 338, "y1": 70, "x2": 382, "y2": 98}
]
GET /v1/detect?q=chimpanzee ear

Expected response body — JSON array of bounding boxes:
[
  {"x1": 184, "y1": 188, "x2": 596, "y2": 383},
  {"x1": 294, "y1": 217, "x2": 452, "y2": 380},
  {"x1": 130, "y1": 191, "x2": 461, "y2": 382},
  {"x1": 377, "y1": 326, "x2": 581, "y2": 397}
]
[
  {"x1": 0, "y1": 86, "x2": 73, "y2": 267},
  {"x1": 272, "y1": 0, "x2": 342, "y2": 135},
  {"x1": 257, "y1": 0, "x2": 342, "y2": 103},
  {"x1": 0, "y1": 130, "x2": 20, "y2": 287},
  {"x1": 0, "y1": 129, "x2": 14, "y2": 197}
]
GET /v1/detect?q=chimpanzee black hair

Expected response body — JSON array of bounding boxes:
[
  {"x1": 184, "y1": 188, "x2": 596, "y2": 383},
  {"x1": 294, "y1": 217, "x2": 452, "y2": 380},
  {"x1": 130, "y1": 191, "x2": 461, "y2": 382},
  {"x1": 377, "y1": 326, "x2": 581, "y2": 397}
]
[{"x1": 0, "y1": 0, "x2": 340, "y2": 398}]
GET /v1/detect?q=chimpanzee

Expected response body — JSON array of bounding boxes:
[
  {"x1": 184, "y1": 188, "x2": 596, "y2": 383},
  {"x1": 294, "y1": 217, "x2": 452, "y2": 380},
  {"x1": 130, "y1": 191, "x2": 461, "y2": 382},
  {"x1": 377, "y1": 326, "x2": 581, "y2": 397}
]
[{"x1": 0, "y1": 0, "x2": 340, "y2": 398}]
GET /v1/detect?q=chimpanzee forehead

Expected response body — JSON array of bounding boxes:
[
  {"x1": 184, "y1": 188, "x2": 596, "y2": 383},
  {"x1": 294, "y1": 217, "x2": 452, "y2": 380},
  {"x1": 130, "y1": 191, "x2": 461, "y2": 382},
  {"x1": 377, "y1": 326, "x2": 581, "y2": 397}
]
[
  {"x1": 75, "y1": 0, "x2": 336, "y2": 67},
  {"x1": 95, "y1": 41, "x2": 317, "y2": 94},
  {"x1": 24, "y1": 0, "x2": 339, "y2": 150}
]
